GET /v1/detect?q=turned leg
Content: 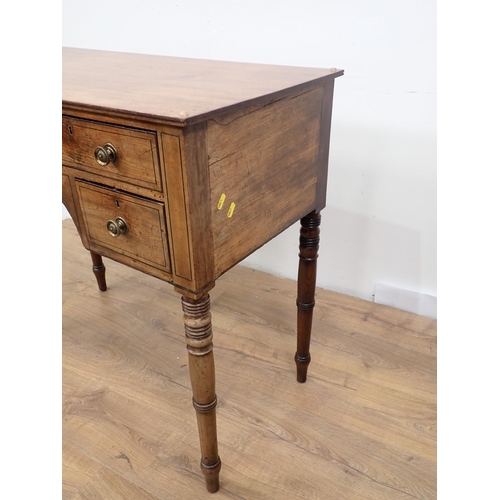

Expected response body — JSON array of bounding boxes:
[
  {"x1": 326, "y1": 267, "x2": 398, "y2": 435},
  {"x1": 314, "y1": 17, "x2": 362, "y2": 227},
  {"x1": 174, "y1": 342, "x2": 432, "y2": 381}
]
[
  {"x1": 90, "y1": 251, "x2": 107, "y2": 291},
  {"x1": 181, "y1": 294, "x2": 221, "y2": 493},
  {"x1": 295, "y1": 210, "x2": 320, "y2": 383}
]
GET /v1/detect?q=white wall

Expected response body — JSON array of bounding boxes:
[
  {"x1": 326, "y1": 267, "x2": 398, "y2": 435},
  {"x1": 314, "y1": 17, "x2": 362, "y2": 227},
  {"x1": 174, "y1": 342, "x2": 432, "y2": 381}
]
[{"x1": 62, "y1": 0, "x2": 436, "y2": 303}]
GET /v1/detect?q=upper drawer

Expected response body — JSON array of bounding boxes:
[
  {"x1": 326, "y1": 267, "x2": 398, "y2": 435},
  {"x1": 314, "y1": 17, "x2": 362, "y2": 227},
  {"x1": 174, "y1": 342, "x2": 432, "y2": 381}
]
[{"x1": 62, "y1": 117, "x2": 162, "y2": 192}]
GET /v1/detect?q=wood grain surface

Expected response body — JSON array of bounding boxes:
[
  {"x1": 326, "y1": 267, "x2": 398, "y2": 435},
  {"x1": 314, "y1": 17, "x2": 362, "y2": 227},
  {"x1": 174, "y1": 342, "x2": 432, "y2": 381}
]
[
  {"x1": 62, "y1": 48, "x2": 343, "y2": 125},
  {"x1": 76, "y1": 181, "x2": 171, "y2": 274},
  {"x1": 63, "y1": 219, "x2": 436, "y2": 499},
  {"x1": 208, "y1": 86, "x2": 322, "y2": 276},
  {"x1": 62, "y1": 117, "x2": 162, "y2": 193}
]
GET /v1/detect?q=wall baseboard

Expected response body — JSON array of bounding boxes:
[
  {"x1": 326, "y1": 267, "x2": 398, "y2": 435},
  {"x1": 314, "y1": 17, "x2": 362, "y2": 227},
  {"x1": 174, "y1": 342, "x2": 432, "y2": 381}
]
[{"x1": 374, "y1": 283, "x2": 437, "y2": 319}]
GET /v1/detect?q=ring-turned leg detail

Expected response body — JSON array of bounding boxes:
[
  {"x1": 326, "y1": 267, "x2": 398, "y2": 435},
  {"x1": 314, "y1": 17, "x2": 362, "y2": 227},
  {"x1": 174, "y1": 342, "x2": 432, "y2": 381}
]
[
  {"x1": 90, "y1": 251, "x2": 107, "y2": 291},
  {"x1": 295, "y1": 210, "x2": 321, "y2": 383},
  {"x1": 181, "y1": 294, "x2": 221, "y2": 493}
]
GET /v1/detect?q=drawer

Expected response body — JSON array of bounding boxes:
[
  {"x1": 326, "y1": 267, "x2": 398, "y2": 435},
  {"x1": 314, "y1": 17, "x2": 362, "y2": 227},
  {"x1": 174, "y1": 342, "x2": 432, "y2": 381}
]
[
  {"x1": 63, "y1": 117, "x2": 162, "y2": 192},
  {"x1": 76, "y1": 181, "x2": 171, "y2": 273}
]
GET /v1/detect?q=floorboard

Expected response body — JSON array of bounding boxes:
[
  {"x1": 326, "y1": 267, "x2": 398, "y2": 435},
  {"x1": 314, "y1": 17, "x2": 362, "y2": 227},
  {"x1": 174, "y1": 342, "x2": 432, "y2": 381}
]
[{"x1": 62, "y1": 219, "x2": 437, "y2": 499}]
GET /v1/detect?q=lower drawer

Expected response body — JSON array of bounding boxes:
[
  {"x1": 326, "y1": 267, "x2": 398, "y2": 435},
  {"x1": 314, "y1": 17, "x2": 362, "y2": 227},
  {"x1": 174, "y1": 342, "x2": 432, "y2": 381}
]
[{"x1": 76, "y1": 181, "x2": 171, "y2": 273}]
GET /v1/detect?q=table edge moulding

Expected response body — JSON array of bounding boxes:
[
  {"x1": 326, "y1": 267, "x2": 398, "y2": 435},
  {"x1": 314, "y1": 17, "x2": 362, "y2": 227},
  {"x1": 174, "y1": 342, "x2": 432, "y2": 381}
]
[{"x1": 62, "y1": 46, "x2": 343, "y2": 493}]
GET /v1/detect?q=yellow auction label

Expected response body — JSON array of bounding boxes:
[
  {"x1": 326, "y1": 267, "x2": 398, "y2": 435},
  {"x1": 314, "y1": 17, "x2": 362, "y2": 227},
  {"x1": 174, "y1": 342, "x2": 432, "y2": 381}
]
[
  {"x1": 217, "y1": 193, "x2": 226, "y2": 210},
  {"x1": 227, "y1": 202, "x2": 236, "y2": 218}
]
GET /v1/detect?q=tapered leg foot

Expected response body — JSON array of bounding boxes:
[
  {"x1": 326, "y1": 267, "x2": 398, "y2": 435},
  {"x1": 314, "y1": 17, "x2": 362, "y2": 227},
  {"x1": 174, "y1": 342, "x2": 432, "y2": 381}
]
[
  {"x1": 295, "y1": 353, "x2": 311, "y2": 383},
  {"x1": 90, "y1": 251, "x2": 107, "y2": 291},
  {"x1": 181, "y1": 294, "x2": 221, "y2": 493},
  {"x1": 201, "y1": 457, "x2": 222, "y2": 493},
  {"x1": 295, "y1": 211, "x2": 320, "y2": 383}
]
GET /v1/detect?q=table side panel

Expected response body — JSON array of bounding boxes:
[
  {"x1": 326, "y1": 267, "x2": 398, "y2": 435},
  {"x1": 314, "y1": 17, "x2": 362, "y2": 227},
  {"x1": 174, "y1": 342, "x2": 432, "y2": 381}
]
[
  {"x1": 316, "y1": 78, "x2": 336, "y2": 210},
  {"x1": 207, "y1": 85, "x2": 325, "y2": 276}
]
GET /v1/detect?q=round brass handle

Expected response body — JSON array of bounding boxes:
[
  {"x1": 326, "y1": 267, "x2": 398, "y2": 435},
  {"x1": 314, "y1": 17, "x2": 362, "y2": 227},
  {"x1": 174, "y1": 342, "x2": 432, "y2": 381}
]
[
  {"x1": 106, "y1": 217, "x2": 128, "y2": 237},
  {"x1": 94, "y1": 143, "x2": 118, "y2": 166}
]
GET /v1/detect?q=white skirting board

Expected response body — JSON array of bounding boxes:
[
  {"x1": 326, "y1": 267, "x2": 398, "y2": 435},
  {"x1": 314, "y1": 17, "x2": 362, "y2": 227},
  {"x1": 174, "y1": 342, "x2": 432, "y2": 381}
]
[{"x1": 374, "y1": 283, "x2": 437, "y2": 319}]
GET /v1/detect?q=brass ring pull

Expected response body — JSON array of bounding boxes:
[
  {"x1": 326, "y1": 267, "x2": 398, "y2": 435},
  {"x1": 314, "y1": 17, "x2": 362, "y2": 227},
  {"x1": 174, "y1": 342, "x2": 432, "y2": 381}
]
[
  {"x1": 106, "y1": 217, "x2": 128, "y2": 237},
  {"x1": 94, "y1": 143, "x2": 118, "y2": 166}
]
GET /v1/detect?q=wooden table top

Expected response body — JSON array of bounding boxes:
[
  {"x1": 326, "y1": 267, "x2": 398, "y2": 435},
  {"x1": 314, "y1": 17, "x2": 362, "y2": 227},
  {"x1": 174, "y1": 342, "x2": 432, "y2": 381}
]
[{"x1": 62, "y1": 47, "x2": 343, "y2": 124}]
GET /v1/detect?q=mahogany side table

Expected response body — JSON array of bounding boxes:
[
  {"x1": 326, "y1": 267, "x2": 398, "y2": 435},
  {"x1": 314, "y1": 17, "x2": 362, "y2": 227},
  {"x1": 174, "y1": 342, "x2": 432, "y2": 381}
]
[{"x1": 62, "y1": 47, "x2": 343, "y2": 493}]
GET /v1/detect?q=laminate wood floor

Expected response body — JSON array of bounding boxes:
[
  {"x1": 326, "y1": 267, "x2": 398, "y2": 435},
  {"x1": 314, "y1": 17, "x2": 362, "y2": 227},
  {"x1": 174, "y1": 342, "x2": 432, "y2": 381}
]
[{"x1": 62, "y1": 219, "x2": 437, "y2": 499}]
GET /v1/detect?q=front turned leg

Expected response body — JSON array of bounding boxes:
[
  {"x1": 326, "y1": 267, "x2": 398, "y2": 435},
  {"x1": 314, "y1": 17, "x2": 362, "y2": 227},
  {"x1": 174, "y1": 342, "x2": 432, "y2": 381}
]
[
  {"x1": 181, "y1": 294, "x2": 221, "y2": 493},
  {"x1": 295, "y1": 210, "x2": 321, "y2": 383},
  {"x1": 90, "y1": 251, "x2": 107, "y2": 291}
]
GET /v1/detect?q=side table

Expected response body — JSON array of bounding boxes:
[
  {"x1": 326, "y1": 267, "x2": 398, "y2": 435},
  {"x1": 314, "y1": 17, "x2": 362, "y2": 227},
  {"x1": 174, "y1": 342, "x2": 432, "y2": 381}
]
[{"x1": 62, "y1": 47, "x2": 343, "y2": 492}]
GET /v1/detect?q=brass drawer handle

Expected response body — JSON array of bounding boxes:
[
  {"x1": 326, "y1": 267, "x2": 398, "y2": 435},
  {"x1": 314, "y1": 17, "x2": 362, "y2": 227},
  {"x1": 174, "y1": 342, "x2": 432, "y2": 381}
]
[
  {"x1": 94, "y1": 143, "x2": 118, "y2": 166},
  {"x1": 106, "y1": 217, "x2": 128, "y2": 237}
]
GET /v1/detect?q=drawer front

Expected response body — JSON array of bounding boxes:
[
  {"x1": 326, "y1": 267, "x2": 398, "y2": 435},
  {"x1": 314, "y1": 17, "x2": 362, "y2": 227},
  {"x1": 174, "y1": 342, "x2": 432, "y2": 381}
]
[
  {"x1": 76, "y1": 181, "x2": 171, "y2": 273},
  {"x1": 63, "y1": 117, "x2": 162, "y2": 192}
]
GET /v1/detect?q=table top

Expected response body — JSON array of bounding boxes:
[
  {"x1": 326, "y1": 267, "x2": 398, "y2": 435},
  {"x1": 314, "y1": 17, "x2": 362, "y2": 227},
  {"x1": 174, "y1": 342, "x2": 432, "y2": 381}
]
[{"x1": 62, "y1": 47, "x2": 343, "y2": 125}]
